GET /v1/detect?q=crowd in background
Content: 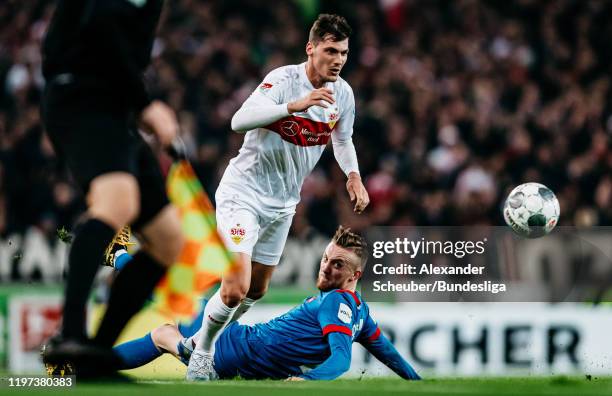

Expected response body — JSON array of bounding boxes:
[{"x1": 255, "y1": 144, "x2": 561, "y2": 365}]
[{"x1": 0, "y1": 0, "x2": 610, "y2": 248}]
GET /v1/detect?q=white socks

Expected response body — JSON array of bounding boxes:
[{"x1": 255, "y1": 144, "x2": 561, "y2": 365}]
[
  {"x1": 191, "y1": 294, "x2": 258, "y2": 352},
  {"x1": 195, "y1": 290, "x2": 237, "y2": 353},
  {"x1": 230, "y1": 297, "x2": 257, "y2": 322}
]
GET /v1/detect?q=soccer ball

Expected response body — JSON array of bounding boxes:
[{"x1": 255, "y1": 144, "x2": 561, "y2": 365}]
[{"x1": 503, "y1": 182, "x2": 560, "y2": 238}]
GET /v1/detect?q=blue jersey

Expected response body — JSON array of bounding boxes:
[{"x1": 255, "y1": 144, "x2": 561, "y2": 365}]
[
  {"x1": 213, "y1": 289, "x2": 380, "y2": 379},
  {"x1": 115, "y1": 286, "x2": 420, "y2": 380}
]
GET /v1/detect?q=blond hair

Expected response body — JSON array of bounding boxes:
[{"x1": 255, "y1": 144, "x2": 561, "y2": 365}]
[{"x1": 332, "y1": 225, "x2": 368, "y2": 270}]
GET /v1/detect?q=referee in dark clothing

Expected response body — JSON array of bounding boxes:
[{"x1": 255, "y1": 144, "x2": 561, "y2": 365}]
[{"x1": 41, "y1": 0, "x2": 184, "y2": 375}]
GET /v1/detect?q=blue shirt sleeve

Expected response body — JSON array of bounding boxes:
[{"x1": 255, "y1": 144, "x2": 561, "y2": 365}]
[
  {"x1": 359, "y1": 311, "x2": 379, "y2": 341},
  {"x1": 297, "y1": 291, "x2": 358, "y2": 380},
  {"x1": 317, "y1": 291, "x2": 357, "y2": 338},
  {"x1": 300, "y1": 332, "x2": 352, "y2": 380},
  {"x1": 358, "y1": 321, "x2": 421, "y2": 380}
]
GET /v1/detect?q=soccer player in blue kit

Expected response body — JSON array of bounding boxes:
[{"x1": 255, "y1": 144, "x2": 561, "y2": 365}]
[{"x1": 114, "y1": 226, "x2": 420, "y2": 381}]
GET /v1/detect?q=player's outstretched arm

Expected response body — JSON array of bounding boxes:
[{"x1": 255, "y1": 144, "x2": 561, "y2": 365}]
[
  {"x1": 298, "y1": 332, "x2": 352, "y2": 380},
  {"x1": 332, "y1": 127, "x2": 369, "y2": 213},
  {"x1": 231, "y1": 101, "x2": 290, "y2": 132},
  {"x1": 331, "y1": 87, "x2": 369, "y2": 213},
  {"x1": 360, "y1": 332, "x2": 421, "y2": 380},
  {"x1": 231, "y1": 74, "x2": 290, "y2": 132},
  {"x1": 231, "y1": 70, "x2": 335, "y2": 132}
]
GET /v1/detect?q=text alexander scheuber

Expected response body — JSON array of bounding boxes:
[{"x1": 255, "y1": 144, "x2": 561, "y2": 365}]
[{"x1": 369, "y1": 237, "x2": 507, "y2": 295}]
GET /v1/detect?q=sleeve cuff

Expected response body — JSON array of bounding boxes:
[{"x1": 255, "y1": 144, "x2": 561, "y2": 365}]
[
  {"x1": 366, "y1": 327, "x2": 381, "y2": 342},
  {"x1": 322, "y1": 324, "x2": 352, "y2": 337}
]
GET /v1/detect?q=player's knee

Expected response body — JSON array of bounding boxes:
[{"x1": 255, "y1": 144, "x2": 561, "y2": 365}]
[
  {"x1": 111, "y1": 195, "x2": 140, "y2": 226},
  {"x1": 149, "y1": 232, "x2": 184, "y2": 268},
  {"x1": 139, "y1": 205, "x2": 184, "y2": 267},
  {"x1": 248, "y1": 262, "x2": 273, "y2": 301},
  {"x1": 156, "y1": 221, "x2": 184, "y2": 266},
  {"x1": 150, "y1": 325, "x2": 168, "y2": 347},
  {"x1": 151, "y1": 324, "x2": 179, "y2": 352},
  {"x1": 221, "y1": 286, "x2": 248, "y2": 307},
  {"x1": 246, "y1": 285, "x2": 268, "y2": 301},
  {"x1": 89, "y1": 173, "x2": 140, "y2": 228}
]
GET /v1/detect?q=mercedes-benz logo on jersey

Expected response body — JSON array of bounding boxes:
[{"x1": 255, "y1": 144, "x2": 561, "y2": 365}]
[{"x1": 281, "y1": 120, "x2": 299, "y2": 136}]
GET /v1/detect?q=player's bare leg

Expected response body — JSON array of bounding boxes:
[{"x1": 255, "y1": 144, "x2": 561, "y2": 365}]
[
  {"x1": 245, "y1": 262, "x2": 275, "y2": 300},
  {"x1": 137, "y1": 205, "x2": 184, "y2": 268},
  {"x1": 191, "y1": 258, "x2": 274, "y2": 349},
  {"x1": 88, "y1": 173, "x2": 141, "y2": 230},
  {"x1": 222, "y1": 261, "x2": 274, "y2": 323},
  {"x1": 198, "y1": 252, "x2": 251, "y2": 350},
  {"x1": 151, "y1": 324, "x2": 183, "y2": 357},
  {"x1": 42, "y1": 173, "x2": 140, "y2": 375},
  {"x1": 183, "y1": 262, "x2": 274, "y2": 354},
  {"x1": 149, "y1": 323, "x2": 210, "y2": 368},
  {"x1": 187, "y1": 251, "x2": 251, "y2": 380},
  {"x1": 94, "y1": 204, "x2": 184, "y2": 347},
  {"x1": 71, "y1": 173, "x2": 141, "y2": 333}
]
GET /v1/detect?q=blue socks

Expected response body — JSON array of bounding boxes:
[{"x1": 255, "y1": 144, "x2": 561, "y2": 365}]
[
  {"x1": 113, "y1": 333, "x2": 161, "y2": 370},
  {"x1": 112, "y1": 296, "x2": 208, "y2": 369},
  {"x1": 114, "y1": 250, "x2": 133, "y2": 271}
]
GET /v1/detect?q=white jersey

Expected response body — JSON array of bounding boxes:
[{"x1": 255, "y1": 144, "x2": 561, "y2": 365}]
[{"x1": 220, "y1": 62, "x2": 358, "y2": 209}]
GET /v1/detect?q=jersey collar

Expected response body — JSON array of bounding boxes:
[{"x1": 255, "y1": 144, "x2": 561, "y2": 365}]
[{"x1": 319, "y1": 289, "x2": 362, "y2": 307}]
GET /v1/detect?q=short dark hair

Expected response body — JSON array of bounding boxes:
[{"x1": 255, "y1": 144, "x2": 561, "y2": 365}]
[
  {"x1": 332, "y1": 225, "x2": 368, "y2": 270},
  {"x1": 308, "y1": 14, "x2": 352, "y2": 44}
]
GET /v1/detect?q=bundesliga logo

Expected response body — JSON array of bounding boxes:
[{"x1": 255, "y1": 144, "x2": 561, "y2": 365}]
[
  {"x1": 230, "y1": 224, "x2": 246, "y2": 244},
  {"x1": 259, "y1": 82, "x2": 273, "y2": 91}
]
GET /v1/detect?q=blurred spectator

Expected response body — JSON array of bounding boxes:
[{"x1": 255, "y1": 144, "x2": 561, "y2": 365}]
[{"x1": 0, "y1": 0, "x2": 610, "y2": 244}]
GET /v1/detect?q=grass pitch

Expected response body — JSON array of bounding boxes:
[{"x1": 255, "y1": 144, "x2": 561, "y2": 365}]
[{"x1": 2, "y1": 377, "x2": 611, "y2": 396}]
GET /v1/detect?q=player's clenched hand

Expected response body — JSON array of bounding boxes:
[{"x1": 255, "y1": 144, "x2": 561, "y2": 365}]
[
  {"x1": 286, "y1": 376, "x2": 305, "y2": 381},
  {"x1": 288, "y1": 88, "x2": 335, "y2": 113},
  {"x1": 140, "y1": 100, "x2": 179, "y2": 147},
  {"x1": 346, "y1": 172, "x2": 369, "y2": 214}
]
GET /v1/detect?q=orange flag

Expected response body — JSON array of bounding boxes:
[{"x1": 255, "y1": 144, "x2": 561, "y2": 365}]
[{"x1": 152, "y1": 159, "x2": 237, "y2": 320}]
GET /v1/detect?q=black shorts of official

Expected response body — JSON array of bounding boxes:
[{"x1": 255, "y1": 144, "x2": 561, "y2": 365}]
[{"x1": 41, "y1": 78, "x2": 169, "y2": 231}]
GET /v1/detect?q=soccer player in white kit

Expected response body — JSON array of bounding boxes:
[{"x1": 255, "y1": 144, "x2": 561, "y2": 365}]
[{"x1": 187, "y1": 14, "x2": 369, "y2": 380}]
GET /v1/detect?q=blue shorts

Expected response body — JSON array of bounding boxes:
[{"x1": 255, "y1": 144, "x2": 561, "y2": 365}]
[{"x1": 212, "y1": 322, "x2": 249, "y2": 379}]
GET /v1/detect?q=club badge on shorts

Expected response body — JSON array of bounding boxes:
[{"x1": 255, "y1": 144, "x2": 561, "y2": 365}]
[{"x1": 230, "y1": 223, "x2": 246, "y2": 244}]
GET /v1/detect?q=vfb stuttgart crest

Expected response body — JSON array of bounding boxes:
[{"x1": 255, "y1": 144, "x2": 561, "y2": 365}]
[
  {"x1": 230, "y1": 224, "x2": 246, "y2": 244},
  {"x1": 328, "y1": 111, "x2": 339, "y2": 129}
]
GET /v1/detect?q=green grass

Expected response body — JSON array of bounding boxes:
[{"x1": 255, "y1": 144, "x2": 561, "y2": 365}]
[{"x1": 2, "y1": 377, "x2": 612, "y2": 396}]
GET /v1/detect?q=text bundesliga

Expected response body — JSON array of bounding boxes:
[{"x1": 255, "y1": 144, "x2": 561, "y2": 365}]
[{"x1": 372, "y1": 280, "x2": 507, "y2": 294}]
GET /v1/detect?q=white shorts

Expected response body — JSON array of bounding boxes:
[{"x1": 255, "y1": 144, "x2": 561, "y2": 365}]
[{"x1": 215, "y1": 186, "x2": 295, "y2": 266}]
